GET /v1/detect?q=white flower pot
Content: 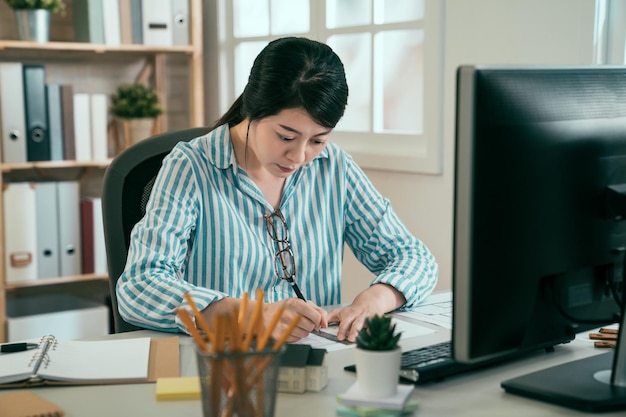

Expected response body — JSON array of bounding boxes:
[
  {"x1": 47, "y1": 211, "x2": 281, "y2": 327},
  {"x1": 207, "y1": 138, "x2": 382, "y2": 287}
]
[
  {"x1": 15, "y1": 9, "x2": 51, "y2": 43},
  {"x1": 354, "y1": 347, "x2": 401, "y2": 398}
]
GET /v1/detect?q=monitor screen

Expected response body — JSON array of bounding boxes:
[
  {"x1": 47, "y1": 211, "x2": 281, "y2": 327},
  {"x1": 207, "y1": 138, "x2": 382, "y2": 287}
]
[{"x1": 452, "y1": 65, "x2": 626, "y2": 411}]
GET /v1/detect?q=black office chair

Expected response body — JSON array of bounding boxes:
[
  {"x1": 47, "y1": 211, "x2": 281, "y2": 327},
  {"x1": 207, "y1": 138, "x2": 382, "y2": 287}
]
[{"x1": 102, "y1": 126, "x2": 212, "y2": 333}]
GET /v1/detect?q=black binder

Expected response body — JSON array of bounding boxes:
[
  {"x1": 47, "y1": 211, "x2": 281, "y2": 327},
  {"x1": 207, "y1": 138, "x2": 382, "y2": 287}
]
[{"x1": 23, "y1": 65, "x2": 50, "y2": 161}]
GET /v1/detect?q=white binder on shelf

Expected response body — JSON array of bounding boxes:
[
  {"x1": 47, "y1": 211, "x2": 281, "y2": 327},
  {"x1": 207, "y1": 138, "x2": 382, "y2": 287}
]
[
  {"x1": 73, "y1": 93, "x2": 92, "y2": 162},
  {"x1": 35, "y1": 182, "x2": 60, "y2": 279},
  {"x1": 142, "y1": 0, "x2": 173, "y2": 46},
  {"x1": 101, "y1": 0, "x2": 121, "y2": 46},
  {"x1": 3, "y1": 183, "x2": 38, "y2": 283},
  {"x1": 0, "y1": 63, "x2": 27, "y2": 163},
  {"x1": 56, "y1": 181, "x2": 82, "y2": 277},
  {"x1": 171, "y1": 0, "x2": 189, "y2": 45},
  {"x1": 90, "y1": 93, "x2": 108, "y2": 161}
]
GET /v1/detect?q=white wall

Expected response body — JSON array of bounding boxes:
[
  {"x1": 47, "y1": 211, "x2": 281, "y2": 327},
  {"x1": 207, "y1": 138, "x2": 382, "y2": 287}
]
[
  {"x1": 202, "y1": 0, "x2": 599, "y2": 301},
  {"x1": 341, "y1": 0, "x2": 597, "y2": 300}
]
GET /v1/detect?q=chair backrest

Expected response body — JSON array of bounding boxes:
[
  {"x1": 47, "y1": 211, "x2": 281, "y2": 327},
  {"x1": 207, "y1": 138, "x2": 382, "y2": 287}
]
[{"x1": 102, "y1": 127, "x2": 212, "y2": 333}]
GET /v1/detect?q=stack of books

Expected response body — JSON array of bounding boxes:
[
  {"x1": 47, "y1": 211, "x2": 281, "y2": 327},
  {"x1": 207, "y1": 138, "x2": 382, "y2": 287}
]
[{"x1": 336, "y1": 382, "x2": 418, "y2": 417}]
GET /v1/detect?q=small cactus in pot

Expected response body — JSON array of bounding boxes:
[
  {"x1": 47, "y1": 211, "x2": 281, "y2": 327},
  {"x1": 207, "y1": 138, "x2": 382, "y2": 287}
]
[
  {"x1": 354, "y1": 314, "x2": 403, "y2": 397},
  {"x1": 356, "y1": 314, "x2": 402, "y2": 351}
]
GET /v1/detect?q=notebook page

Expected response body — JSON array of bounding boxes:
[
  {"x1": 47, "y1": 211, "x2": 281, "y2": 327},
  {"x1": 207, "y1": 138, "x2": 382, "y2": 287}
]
[
  {"x1": 0, "y1": 338, "x2": 42, "y2": 384},
  {"x1": 39, "y1": 337, "x2": 151, "y2": 382}
]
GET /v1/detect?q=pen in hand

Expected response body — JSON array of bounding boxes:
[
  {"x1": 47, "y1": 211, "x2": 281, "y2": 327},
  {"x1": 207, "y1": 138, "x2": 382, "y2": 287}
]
[
  {"x1": 0, "y1": 342, "x2": 38, "y2": 353},
  {"x1": 285, "y1": 277, "x2": 306, "y2": 302}
]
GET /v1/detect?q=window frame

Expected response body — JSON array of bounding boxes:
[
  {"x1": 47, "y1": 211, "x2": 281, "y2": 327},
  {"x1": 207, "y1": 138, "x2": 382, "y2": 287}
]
[{"x1": 217, "y1": 0, "x2": 444, "y2": 174}]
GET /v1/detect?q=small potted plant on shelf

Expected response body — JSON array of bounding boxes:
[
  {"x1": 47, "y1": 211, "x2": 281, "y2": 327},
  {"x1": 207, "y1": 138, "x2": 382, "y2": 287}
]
[
  {"x1": 110, "y1": 83, "x2": 163, "y2": 151},
  {"x1": 354, "y1": 314, "x2": 403, "y2": 398},
  {"x1": 5, "y1": 0, "x2": 66, "y2": 43}
]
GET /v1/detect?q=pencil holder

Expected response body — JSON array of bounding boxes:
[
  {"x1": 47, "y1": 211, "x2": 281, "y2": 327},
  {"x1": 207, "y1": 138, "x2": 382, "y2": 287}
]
[{"x1": 195, "y1": 346, "x2": 284, "y2": 417}]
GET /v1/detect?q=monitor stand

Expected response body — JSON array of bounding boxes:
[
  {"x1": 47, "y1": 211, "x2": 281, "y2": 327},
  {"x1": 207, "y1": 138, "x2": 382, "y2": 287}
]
[{"x1": 501, "y1": 295, "x2": 626, "y2": 413}]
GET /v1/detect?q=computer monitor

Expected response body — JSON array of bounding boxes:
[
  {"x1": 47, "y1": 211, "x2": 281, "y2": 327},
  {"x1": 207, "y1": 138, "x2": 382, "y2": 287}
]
[{"x1": 453, "y1": 65, "x2": 626, "y2": 412}]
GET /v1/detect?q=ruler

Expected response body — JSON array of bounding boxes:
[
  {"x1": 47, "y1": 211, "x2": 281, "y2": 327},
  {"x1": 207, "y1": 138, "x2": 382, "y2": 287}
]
[{"x1": 311, "y1": 329, "x2": 354, "y2": 345}]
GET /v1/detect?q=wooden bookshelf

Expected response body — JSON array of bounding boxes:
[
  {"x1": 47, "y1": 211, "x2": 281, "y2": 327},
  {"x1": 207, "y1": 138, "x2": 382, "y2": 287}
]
[
  {"x1": 5, "y1": 273, "x2": 109, "y2": 291},
  {"x1": 0, "y1": 0, "x2": 205, "y2": 342}
]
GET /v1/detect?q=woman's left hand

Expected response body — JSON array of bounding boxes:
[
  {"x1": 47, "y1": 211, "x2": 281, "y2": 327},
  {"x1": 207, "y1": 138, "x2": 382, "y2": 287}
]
[{"x1": 326, "y1": 283, "x2": 406, "y2": 342}]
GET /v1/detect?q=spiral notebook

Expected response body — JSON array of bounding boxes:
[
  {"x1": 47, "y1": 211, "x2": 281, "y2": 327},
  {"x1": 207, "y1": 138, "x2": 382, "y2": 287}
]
[{"x1": 0, "y1": 335, "x2": 180, "y2": 388}]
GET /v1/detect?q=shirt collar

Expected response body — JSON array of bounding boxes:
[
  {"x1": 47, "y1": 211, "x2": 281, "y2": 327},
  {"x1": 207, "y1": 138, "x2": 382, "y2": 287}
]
[
  {"x1": 206, "y1": 124, "x2": 237, "y2": 170},
  {"x1": 206, "y1": 123, "x2": 330, "y2": 171}
]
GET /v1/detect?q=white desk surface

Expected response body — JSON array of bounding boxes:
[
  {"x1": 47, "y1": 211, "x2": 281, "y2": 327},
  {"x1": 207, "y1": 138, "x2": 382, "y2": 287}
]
[{"x1": 14, "y1": 323, "x2": 625, "y2": 417}]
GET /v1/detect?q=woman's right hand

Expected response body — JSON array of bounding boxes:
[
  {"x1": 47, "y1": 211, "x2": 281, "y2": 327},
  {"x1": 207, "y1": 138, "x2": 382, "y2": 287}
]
[
  {"x1": 201, "y1": 297, "x2": 328, "y2": 343},
  {"x1": 262, "y1": 298, "x2": 328, "y2": 342}
]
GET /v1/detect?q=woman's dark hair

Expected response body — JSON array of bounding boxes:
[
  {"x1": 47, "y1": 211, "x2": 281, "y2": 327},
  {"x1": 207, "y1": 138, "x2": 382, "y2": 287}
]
[{"x1": 211, "y1": 37, "x2": 348, "y2": 130}]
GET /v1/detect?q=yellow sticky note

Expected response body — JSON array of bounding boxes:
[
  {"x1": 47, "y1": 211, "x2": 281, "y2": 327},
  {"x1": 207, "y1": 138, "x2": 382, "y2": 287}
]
[{"x1": 155, "y1": 376, "x2": 201, "y2": 401}]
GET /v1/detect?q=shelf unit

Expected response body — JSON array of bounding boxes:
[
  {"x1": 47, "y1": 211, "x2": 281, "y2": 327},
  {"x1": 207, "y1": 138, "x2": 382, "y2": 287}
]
[{"x1": 0, "y1": 0, "x2": 205, "y2": 342}]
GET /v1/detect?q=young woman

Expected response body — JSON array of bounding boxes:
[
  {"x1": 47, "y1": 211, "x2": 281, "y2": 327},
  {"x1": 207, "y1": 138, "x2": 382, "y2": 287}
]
[{"x1": 117, "y1": 37, "x2": 438, "y2": 342}]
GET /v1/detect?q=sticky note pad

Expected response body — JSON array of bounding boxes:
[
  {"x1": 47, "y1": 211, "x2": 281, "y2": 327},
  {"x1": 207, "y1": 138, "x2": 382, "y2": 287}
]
[{"x1": 155, "y1": 376, "x2": 201, "y2": 400}]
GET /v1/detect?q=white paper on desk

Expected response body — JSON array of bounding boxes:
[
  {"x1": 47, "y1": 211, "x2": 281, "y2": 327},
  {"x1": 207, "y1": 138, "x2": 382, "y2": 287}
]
[
  {"x1": 0, "y1": 337, "x2": 151, "y2": 384},
  {"x1": 293, "y1": 318, "x2": 435, "y2": 352},
  {"x1": 40, "y1": 337, "x2": 151, "y2": 382},
  {"x1": 394, "y1": 291, "x2": 453, "y2": 329}
]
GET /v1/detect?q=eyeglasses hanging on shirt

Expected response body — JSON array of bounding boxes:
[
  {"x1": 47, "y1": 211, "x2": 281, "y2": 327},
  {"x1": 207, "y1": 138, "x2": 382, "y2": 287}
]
[{"x1": 264, "y1": 209, "x2": 306, "y2": 301}]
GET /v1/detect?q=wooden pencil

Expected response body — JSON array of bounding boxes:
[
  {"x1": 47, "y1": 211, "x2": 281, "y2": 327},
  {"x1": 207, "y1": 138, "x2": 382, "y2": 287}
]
[
  {"x1": 243, "y1": 290, "x2": 264, "y2": 351},
  {"x1": 176, "y1": 308, "x2": 209, "y2": 352},
  {"x1": 589, "y1": 332, "x2": 617, "y2": 341},
  {"x1": 239, "y1": 292, "x2": 249, "y2": 328},
  {"x1": 181, "y1": 289, "x2": 297, "y2": 417},
  {"x1": 595, "y1": 340, "x2": 616, "y2": 348},
  {"x1": 182, "y1": 292, "x2": 216, "y2": 348},
  {"x1": 246, "y1": 315, "x2": 301, "y2": 389},
  {"x1": 257, "y1": 301, "x2": 286, "y2": 350}
]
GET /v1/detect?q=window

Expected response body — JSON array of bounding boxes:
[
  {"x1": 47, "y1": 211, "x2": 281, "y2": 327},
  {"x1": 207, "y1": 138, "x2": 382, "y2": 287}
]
[
  {"x1": 218, "y1": 0, "x2": 443, "y2": 173},
  {"x1": 594, "y1": 0, "x2": 626, "y2": 65}
]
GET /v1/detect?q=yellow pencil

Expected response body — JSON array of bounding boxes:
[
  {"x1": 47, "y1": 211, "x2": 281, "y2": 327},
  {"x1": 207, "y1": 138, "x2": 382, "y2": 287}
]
[
  {"x1": 183, "y1": 292, "x2": 216, "y2": 347},
  {"x1": 243, "y1": 289, "x2": 264, "y2": 351},
  {"x1": 239, "y1": 292, "x2": 249, "y2": 328},
  {"x1": 176, "y1": 308, "x2": 209, "y2": 352},
  {"x1": 257, "y1": 301, "x2": 286, "y2": 350}
]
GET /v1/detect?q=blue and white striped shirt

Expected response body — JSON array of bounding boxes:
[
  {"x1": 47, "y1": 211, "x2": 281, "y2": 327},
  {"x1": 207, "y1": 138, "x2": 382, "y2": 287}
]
[{"x1": 117, "y1": 124, "x2": 438, "y2": 333}]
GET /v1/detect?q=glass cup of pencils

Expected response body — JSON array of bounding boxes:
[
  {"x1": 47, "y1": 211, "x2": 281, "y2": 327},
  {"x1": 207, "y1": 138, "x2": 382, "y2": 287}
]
[
  {"x1": 177, "y1": 289, "x2": 299, "y2": 417},
  {"x1": 195, "y1": 345, "x2": 284, "y2": 417}
]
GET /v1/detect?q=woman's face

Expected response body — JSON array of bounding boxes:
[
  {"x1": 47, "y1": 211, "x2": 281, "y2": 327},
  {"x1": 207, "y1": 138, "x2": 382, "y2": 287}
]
[{"x1": 249, "y1": 108, "x2": 332, "y2": 178}]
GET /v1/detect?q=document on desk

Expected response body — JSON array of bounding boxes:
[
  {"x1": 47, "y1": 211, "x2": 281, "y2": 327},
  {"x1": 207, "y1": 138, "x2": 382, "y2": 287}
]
[
  {"x1": 393, "y1": 290, "x2": 452, "y2": 329},
  {"x1": 293, "y1": 318, "x2": 436, "y2": 352},
  {"x1": 0, "y1": 335, "x2": 179, "y2": 387}
]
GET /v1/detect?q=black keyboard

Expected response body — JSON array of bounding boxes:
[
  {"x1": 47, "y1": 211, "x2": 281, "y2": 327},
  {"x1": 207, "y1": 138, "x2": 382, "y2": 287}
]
[{"x1": 344, "y1": 341, "x2": 483, "y2": 384}]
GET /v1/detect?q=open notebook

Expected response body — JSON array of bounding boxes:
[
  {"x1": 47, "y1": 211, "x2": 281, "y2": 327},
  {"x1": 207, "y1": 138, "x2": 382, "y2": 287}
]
[{"x1": 0, "y1": 335, "x2": 179, "y2": 387}]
